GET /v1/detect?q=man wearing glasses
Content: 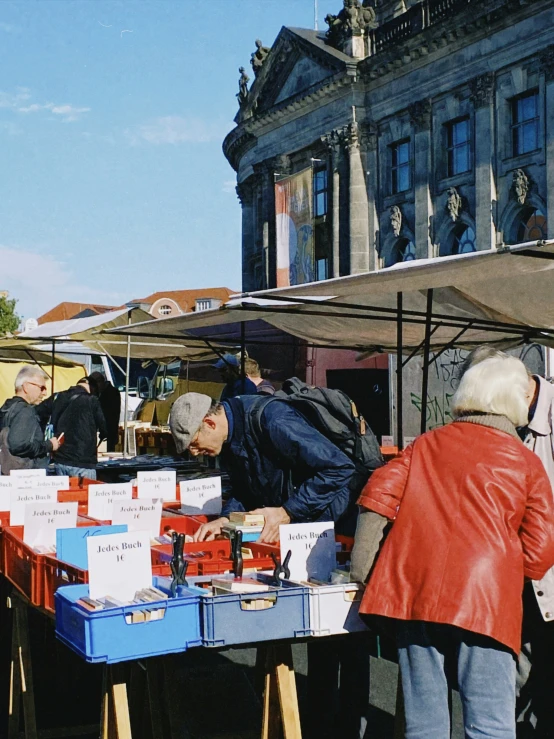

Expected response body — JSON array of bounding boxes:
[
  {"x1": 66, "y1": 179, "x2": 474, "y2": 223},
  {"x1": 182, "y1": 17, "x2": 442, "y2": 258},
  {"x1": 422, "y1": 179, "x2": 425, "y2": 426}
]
[{"x1": 0, "y1": 366, "x2": 61, "y2": 474}]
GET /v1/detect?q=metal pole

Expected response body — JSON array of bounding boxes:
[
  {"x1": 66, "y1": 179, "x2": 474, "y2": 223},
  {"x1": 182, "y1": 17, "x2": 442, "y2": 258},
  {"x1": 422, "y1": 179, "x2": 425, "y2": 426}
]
[
  {"x1": 51, "y1": 339, "x2": 56, "y2": 395},
  {"x1": 240, "y1": 322, "x2": 246, "y2": 393},
  {"x1": 123, "y1": 313, "x2": 132, "y2": 457},
  {"x1": 420, "y1": 289, "x2": 434, "y2": 436},
  {"x1": 396, "y1": 293, "x2": 403, "y2": 451}
]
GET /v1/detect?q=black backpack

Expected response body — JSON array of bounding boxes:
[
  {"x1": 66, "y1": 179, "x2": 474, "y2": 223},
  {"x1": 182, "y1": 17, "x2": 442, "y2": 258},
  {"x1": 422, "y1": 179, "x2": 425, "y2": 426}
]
[{"x1": 252, "y1": 377, "x2": 384, "y2": 474}]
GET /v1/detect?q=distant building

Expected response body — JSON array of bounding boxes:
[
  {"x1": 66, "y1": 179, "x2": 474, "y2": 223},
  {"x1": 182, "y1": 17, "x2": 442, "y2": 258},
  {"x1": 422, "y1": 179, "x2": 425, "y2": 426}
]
[
  {"x1": 37, "y1": 302, "x2": 117, "y2": 325},
  {"x1": 128, "y1": 288, "x2": 236, "y2": 319}
]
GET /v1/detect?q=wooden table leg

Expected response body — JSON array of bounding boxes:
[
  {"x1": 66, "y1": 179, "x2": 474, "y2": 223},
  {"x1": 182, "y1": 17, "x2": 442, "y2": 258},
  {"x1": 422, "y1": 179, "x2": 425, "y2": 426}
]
[
  {"x1": 261, "y1": 644, "x2": 302, "y2": 739},
  {"x1": 100, "y1": 664, "x2": 133, "y2": 739},
  {"x1": 7, "y1": 595, "x2": 38, "y2": 739}
]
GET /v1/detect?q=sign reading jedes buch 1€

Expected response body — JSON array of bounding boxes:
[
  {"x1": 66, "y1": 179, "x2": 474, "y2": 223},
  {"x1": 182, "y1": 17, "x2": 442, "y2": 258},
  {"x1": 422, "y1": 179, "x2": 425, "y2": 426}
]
[
  {"x1": 279, "y1": 522, "x2": 336, "y2": 583},
  {"x1": 87, "y1": 530, "x2": 152, "y2": 601},
  {"x1": 137, "y1": 470, "x2": 177, "y2": 501},
  {"x1": 111, "y1": 499, "x2": 162, "y2": 536},
  {"x1": 10, "y1": 488, "x2": 57, "y2": 526},
  {"x1": 23, "y1": 502, "x2": 78, "y2": 548},
  {"x1": 179, "y1": 477, "x2": 222, "y2": 515},
  {"x1": 88, "y1": 482, "x2": 133, "y2": 521}
]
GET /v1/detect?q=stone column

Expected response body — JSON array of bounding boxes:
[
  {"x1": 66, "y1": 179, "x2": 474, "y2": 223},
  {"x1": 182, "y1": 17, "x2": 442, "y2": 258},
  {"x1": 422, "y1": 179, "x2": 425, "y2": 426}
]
[
  {"x1": 541, "y1": 47, "x2": 554, "y2": 239},
  {"x1": 361, "y1": 122, "x2": 379, "y2": 271},
  {"x1": 344, "y1": 122, "x2": 370, "y2": 274},
  {"x1": 236, "y1": 180, "x2": 256, "y2": 292},
  {"x1": 322, "y1": 130, "x2": 342, "y2": 277},
  {"x1": 409, "y1": 100, "x2": 433, "y2": 259},
  {"x1": 470, "y1": 73, "x2": 495, "y2": 250}
]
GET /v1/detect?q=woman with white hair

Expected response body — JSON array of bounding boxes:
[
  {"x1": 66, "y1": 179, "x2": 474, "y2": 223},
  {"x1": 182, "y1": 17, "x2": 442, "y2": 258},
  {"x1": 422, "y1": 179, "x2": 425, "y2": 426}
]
[{"x1": 351, "y1": 355, "x2": 554, "y2": 738}]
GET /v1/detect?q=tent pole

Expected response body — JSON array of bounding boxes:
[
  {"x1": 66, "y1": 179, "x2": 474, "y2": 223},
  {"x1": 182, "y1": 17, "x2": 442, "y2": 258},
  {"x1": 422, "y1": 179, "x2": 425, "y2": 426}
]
[
  {"x1": 51, "y1": 339, "x2": 56, "y2": 395},
  {"x1": 240, "y1": 322, "x2": 246, "y2": 393},
  {"x1": 396, "y1": 293, "x2": 403, "y2": 451},
  {"x1": 420, "y1": 290, "x2": 434, "y2": 435},
  {"x1": 123, "y1": 313, "x2": 132, "y2": 457}
]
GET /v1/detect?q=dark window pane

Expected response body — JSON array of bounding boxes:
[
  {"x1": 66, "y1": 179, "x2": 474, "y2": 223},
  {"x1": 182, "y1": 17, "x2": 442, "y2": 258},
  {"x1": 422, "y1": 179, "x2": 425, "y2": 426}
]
[
  {"x1": 454, "y1": 145, "x2": 469, "y2": 174},
  {"x1": 398, "y1": 142, "x2": 409, "y2": 164},
  {"x1": 398, "y1": 165, "x2": 410, "y2": 192},
  {"x1": 316, "y1": 258, "x2": 328, "y2": 281}
]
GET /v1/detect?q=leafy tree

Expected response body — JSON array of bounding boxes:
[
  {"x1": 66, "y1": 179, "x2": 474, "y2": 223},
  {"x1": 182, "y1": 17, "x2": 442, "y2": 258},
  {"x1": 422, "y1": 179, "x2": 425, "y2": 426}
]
[{"x1": 0, "y1": 295, "x2": 20, "y2": 336}]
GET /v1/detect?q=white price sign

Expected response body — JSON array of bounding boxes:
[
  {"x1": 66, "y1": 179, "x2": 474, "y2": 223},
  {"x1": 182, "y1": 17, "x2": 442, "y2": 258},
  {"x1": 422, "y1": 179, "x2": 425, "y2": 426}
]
[
  {"x1": 23, "y1": 502, "x2": 78, "y2": 548},
  {"x1": 179, "y1": 477, "x2": 222, "y2": 515},
  {"x1": 10, "y1": 487, "x2": 57, "y2": 526},
  {"x1": 0, "y1": 477, "x2": 13, "y2": 511},
  {"x1": 111, "y1": 499, "x2": 162, "y2": 537},
  {"x1": 137, "y1": 470, "x2": 177, "y2": 501},
  {"x1": 10, "y1": 469, "x2": 46, "y2": 478},
  {"x1": 88, "y1": 483, "x2": 133, "y2": 521},
  {"x1": 381, "y1": 435, "x2": 394, "y2": 447},
  {"x1": 279, "y1": 522, "x2": 336, "y2": 584},
  {"x1": 87, "y1": 530, "x2": 152, "y2": 601},
  {"x1": 26, "y1": 476, "x2": 70, "y2": 493}
]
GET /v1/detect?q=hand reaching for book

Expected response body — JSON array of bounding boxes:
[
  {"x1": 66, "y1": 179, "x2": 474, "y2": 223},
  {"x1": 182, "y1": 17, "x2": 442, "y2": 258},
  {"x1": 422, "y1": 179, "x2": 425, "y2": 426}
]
[
  {"x1": 251, "y1": 507, "x2": 291, "y2": 543},
  {"x1": 193, "y1": 516, "x2": 229, "y2": 542}
]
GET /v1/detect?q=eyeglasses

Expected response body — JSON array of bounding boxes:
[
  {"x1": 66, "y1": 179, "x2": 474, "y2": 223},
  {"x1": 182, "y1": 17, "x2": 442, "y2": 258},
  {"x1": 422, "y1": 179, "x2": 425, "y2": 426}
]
[{"x1": 26, "y1": 382, "x2": 47, "y2": 392}]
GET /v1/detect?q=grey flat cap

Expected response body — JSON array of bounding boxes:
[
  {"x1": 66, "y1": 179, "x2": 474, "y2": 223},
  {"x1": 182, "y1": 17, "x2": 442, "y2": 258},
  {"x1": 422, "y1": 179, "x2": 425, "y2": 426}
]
[{"x1": 170, "y1": 393, "x2": 213, "y2": 452}]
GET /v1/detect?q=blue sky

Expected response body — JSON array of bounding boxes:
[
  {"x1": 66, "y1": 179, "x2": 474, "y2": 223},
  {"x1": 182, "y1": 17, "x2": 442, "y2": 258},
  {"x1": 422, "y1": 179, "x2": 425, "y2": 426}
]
[{"x1": 0, "y1": 0, "x2": 339, "y2": 321}]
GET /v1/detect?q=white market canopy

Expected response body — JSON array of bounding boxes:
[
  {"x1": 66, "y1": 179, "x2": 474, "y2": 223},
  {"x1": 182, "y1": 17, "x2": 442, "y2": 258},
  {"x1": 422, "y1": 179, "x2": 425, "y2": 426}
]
[
  {"x1": 107, "y1": 241, "x2": 554, "y2": 354},
  {"x1": 17, "y1": 307, "x2": 222, "y2": 361}
]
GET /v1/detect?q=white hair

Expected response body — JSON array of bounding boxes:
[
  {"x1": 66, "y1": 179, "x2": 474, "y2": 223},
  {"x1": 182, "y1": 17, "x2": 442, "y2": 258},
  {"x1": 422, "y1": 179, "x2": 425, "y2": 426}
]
[
  {"x1": 452, "y1": 355, "x2": 529, "y2": 427},
  {"x1": 14, "y1": 366, "x2": 48, "y2": 391}
]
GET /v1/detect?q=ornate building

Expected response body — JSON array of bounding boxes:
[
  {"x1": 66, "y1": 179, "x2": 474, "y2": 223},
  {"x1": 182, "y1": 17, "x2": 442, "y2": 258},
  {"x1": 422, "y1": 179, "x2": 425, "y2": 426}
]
[{"x1": 224, "y1": 0, "x2": 554, "y2": 292}]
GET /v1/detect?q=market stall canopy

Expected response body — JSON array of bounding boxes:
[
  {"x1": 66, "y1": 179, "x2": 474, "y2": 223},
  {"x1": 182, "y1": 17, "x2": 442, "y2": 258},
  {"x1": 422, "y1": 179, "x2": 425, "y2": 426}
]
[
  {"x1": 107, "y1": 241, "x2": 554, "y2": 353},
  {"x1": 16, "y1": 307, "x2": 222, "y2": 361},
  {"x1": 0, "y1": 338, "x2": 81, "y2": 366}
]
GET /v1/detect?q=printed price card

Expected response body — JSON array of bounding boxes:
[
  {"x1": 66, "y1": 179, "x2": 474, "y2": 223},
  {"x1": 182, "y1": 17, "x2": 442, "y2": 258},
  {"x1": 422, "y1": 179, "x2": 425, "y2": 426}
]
[
  {"x1": 10, "y1": 469, "x2": 46, "y2": 478},
  {"x1": 381, "y1": 435, "x2": 394, "y2": 447},
  {"x1": 23, "y1": 502, "x2": 78, "y2": 548},
  {"x1": 87, "y1": 530, "x2": 152, "y2": 601},
  {"x1": 0, "y1": 477, "x2": 13, "y2": 511},
  {"x1": 179, "y1": 477, "x2": 222, "y2": 515},
  {"x1": 279, "y1": 522, "x2": 336, "y2": 584},
  {"x1": 88, "y1": 483, "x2": 133, "y2": 521},
  {"x1": 10, "y1": 487, "x2": 57, "y2": 526},
  {"x1": 137, "y1": 470, "x2": 177, "y2": 501},
  {"x1": 111, "y1": 499, "x2": 162, "y2": 537},
  {"x1": 26, "y1": 476, "x2": 70, "y2": 493}
]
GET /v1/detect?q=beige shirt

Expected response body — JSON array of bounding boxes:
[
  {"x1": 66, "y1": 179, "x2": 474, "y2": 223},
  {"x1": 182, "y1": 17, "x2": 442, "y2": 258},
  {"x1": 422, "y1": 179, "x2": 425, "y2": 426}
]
[{"x1": 524, "y1": 375, "x2": 554, "y2": 620}]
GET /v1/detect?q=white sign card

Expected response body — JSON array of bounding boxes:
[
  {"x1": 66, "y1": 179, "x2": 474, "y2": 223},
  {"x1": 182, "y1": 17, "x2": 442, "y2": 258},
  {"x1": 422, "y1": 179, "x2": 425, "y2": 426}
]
[
  {"x1": 10, "y1": 469, "x2": 46, "y2": 478},
  {"x1": 87, "y1": 530, "x2": 152, "y2": 601},
  {"x1": 23, "y1": 502, "x2": 78, "y2": 548},
  {"x1": 137, "y1": 470, "x2": 177, "y2": 501},
  {"x1": 381, "y1": 435, "x2": 394, "y2": 447},
  {"x1": 111, "y1": 499, "x2": 162, "y2": 537},
  {"x1": 26, "y1": 476, "x2": 70, "y2": 493},
  {"x1": 279, "y1": 522, "x2": 336, "y2": 584},
  {"x1": 0, "y1": 477, "x2": 13, "y2": 511},
  {"x1": 10, "y1": 488, "x2": 57, "y2": 526},
  {"x1": 404, "y1": 437, "x2": 417, "y2": 447},
  {"x1": 179, "y1": 477, "x2": 222, "y2": 515},
  {"x1": 88, "y1": 483, "x2": 133, "y2": 521}
]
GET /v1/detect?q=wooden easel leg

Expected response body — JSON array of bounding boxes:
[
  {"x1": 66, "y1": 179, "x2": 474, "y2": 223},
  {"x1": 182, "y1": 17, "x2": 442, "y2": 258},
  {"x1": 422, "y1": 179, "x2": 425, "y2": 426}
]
[
  {"x1": 7, "y1": 596, "x2": 38, "y2": 739},
  {"x1": 8, "y1": 599, "x2": 21, "y2": 739},
  {"x1": 262, "y1": 647, "x2": 282, "y2": 739},
  {"x1": 261, "y1": 644, "x2": 302, "y2": 739},
  {"x1": 100, "y1": 664, "x2": 132, "y2": 739},
  {"x1": 393, "y1": 671, "x2": 406, "y2": 739}
]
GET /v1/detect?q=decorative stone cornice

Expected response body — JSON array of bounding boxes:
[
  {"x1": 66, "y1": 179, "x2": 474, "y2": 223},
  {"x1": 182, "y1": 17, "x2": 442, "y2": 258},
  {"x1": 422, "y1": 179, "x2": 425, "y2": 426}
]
[
  {"x1": 540, "y1": 45, "x2": 554, "y2": 83},
  {"x1": 270, "y1": 154, "x2": 292, "y2": 177},
  {"x1": 342, "y1": 121, "x2": 360, "y2": 152},
  {"x1": 236, "y1": 180, "x2": 254, "y2": 206},
  {"x1": 470, "y1": 72, "x2": 495, "y2": 108},
  {"x1": 409, "y1": 99, "x2": 432, "y2": 131},
  {"x1": 321, "y1": 129, "x2": 343, "y2": 170},
  {"x1": 359, "y1": 121, "x2": 378, "y2": 151},
  {"x1": 222, "y1": 128, "x2": 257, "y2": 172}
]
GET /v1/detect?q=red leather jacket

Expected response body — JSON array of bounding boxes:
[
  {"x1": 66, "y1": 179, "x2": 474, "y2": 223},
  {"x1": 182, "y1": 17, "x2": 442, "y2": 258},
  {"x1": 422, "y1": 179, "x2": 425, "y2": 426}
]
[{"x1": 358, "y1": 421, "x2": 554, "y2": 654}]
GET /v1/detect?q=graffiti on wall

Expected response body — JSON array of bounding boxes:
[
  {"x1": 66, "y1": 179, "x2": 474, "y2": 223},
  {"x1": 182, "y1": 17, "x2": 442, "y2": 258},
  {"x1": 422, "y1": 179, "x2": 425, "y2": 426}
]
[{"x1": 410, "y1": 391, "x2": 456, "y2": 429}]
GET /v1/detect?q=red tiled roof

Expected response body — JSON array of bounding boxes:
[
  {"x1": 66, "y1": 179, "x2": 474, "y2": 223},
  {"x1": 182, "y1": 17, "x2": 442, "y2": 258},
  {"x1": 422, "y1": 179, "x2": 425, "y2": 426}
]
[
  {"x1": 131, "y1": 287, "x2": 236, "y2": 313},
  {"x1": 37, "y1": 302, "x2": 118, "y2": 325}
]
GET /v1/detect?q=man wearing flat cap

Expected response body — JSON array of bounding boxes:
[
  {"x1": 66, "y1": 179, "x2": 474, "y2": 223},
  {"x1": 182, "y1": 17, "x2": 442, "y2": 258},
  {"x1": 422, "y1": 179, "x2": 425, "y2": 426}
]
[{"x1": 170, "y1": 391, "x2": 361, "y2": 543}]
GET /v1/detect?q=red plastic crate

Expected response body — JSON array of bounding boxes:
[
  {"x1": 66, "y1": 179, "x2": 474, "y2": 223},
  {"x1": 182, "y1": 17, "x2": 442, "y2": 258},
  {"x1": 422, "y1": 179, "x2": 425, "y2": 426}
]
[
  {"x1": 3, "y1": 526, "x2": 47, "y2": 605},
  {"x1": 150, "y1": 547, "x2": 200, "y2": 577},
  {"x1": 43, "y1": 555, "x2": 88, "y2": 613}
]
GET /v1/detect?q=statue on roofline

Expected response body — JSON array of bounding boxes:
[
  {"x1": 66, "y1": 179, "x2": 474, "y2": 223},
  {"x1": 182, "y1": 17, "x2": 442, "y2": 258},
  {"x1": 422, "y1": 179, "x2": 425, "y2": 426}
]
[
  {"x1": 237, "y1": 67, "x2": 250, "y2": 107},
  {"x1": 251, "y1": 39, "x2": 271, "y2": 76},
  {"x1": 325, "y1": 0, "x2": 377, "y2": 49}
]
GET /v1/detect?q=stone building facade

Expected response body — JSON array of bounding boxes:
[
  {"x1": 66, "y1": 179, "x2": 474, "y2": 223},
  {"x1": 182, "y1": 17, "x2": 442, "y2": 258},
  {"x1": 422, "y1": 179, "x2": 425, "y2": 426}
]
[{"x1": 224, "y1": 0, "x2": 554, "y2": 293}]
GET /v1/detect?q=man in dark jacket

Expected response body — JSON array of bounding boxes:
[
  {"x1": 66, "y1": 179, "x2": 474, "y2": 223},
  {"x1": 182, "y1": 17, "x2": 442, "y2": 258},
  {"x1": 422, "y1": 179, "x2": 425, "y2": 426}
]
[
  {"x1": 89, "y1": 372, "x2": 121, "y2": 451},
  {"x1": 169, "y1": 392, "x2": 361, "y2": 543},
  {"x1": 40, "y1": 377, "x2": 107, "y2": 479},
  {"x1": 0, "y1": 366, "x2": 60, "y2": 473}
]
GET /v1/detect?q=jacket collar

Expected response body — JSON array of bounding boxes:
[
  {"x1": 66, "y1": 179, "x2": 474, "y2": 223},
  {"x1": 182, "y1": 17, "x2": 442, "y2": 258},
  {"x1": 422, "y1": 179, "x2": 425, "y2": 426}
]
[
  {"x1": 454, "y1": 413, "x2": 520, "y2": 439},
  {"x1": 528, "y1": 375, "x2": 554, "y2": 437}
]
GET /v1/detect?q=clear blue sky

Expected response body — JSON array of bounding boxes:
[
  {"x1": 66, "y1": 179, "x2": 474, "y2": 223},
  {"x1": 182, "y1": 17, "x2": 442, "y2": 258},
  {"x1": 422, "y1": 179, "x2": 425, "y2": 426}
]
[{"x1": 0, "y1": 0, "x2": 339, "y2": 321}]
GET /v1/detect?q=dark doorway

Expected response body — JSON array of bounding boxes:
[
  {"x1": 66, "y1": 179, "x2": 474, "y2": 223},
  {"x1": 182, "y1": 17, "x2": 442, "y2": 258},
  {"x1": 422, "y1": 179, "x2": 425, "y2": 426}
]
[{"x1": 326, "y1": 369, "x2": 390, "y2": 442}]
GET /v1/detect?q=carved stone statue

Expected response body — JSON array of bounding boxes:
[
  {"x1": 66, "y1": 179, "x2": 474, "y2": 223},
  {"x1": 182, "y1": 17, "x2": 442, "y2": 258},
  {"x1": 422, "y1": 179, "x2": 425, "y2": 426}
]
[
  {"x1": 446, "y1": 187, "x2": 462, "y2": 222},
  {"x1": 237, "y1": 67, "x2": 250, "y2": 107},
  {"x1": 325, "y1": 0, "x2": 377, "y2": 49},
  {"x1": 512, "y1": 169, "x2": 529, "y2": 206},
  {"x1": 390, "y1": 205, "x2": 402, "y2": 237},
  {"x1": 250, "y1": 39, "x2": 270, "y2": 76}
]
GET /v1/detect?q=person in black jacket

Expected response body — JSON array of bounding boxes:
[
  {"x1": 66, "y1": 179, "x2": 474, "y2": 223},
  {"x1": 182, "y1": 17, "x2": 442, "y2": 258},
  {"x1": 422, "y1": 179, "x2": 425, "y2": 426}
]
[
  {"x1": 0, "y1": 366, "x2": 61, "y2": 473},
  {"x1": 40, "y1": 377, "x2": 107, "y2": 479},
  {"x1": 89, "y1": 372, "x2": 121, "y2": 451}
]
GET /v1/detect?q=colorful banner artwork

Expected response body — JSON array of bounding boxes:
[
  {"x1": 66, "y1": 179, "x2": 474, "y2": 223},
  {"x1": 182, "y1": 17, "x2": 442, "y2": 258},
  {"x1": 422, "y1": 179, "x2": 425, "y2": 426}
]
[{"x1": 275, "y1": 168, "x2": 314, "y2": 287}]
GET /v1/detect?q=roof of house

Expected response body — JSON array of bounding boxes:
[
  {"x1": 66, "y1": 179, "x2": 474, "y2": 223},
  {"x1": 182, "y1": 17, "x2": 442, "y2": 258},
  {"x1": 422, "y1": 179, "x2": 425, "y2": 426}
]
[
  {"x1": 131, "y1": 287, "x2": 236, "y2": 313},
  {"x1": 37, "y1": 302, "x2": 118, "y2": 325}
]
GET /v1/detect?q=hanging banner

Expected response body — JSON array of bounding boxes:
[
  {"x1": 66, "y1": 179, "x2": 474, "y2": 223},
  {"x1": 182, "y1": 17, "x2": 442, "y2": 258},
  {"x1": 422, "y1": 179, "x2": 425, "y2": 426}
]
[{"x1": 275, "y1": 168, "x2": 314, "y2": 287}]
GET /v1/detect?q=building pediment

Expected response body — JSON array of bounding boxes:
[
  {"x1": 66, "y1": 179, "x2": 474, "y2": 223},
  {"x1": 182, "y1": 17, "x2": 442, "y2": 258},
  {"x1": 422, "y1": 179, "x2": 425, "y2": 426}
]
[{"x1": 237, "y1": 27, "x2": 354, "y2": 122}]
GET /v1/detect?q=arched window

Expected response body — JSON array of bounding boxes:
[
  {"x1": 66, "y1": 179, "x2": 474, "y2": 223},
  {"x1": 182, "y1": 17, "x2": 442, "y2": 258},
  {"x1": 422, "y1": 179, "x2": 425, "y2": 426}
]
[
  {"x1": 516, "y1": 207, "x2": 547, "y2": 242},
  {"x1": 385, "y1": 238, "x2": 416, "y2": 267},
  {"x1": 440, "y1": 224, "x2": 476, "y2": 256},
  {"x1": 158, "y1": 304, "x2": 173, "y2": 315}
]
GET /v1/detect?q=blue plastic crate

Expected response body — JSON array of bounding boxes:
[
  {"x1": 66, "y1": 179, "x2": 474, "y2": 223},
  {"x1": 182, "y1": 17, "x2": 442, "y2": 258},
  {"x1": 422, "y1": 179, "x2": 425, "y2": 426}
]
[
  {"x1": 55, "y1": 576, "x2": 202, "y2": 663},
  {"x1": 187, "y1": 573, "x2": 311, "y2": 647}
]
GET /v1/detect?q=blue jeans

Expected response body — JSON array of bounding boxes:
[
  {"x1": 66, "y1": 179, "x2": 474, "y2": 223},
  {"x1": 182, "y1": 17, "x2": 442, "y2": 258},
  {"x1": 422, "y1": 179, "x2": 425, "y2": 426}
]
[
  {"x1": 54, "y1": 464, "x2": 97, "y2": 480},
  {"x1": 397, "y1": 621, "x2": 516, "y2": 739}
]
